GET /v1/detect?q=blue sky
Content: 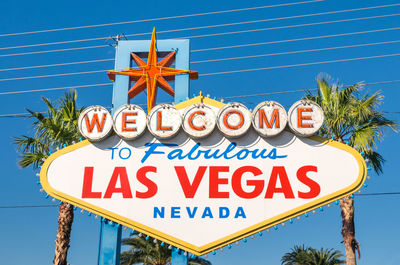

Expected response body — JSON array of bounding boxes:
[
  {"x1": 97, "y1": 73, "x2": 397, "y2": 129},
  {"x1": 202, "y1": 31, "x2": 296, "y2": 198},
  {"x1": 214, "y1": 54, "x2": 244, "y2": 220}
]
[{"x1": 0, "y1": 0, "x2": 399, "y2": 264}]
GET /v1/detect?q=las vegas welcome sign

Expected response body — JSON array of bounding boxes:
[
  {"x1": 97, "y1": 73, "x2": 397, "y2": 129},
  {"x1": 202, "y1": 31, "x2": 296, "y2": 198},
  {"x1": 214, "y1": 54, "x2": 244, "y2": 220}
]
[{"x1": 40, "y1": 95, "x2": 366, "y2": 256}]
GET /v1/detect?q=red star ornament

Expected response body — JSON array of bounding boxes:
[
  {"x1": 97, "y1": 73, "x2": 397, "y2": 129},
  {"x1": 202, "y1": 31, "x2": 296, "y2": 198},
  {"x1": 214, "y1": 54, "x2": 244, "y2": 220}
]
[{"x1": 107, "y1": 28, "x2": 198, "y2": 111}]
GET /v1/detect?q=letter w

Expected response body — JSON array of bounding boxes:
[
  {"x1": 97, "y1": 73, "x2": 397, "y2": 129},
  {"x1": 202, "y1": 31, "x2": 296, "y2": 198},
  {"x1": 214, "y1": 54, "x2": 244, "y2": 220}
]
[
  {"x1": 85, "y1": 113, "x2": 108, "y2": 133},
  {"x1": 175, "y1": 166, "x2": 207, "y2": 198}
]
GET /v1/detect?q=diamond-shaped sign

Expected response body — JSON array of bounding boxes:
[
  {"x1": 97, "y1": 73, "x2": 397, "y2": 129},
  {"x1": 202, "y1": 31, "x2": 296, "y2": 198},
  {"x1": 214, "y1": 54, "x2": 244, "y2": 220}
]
[{"x1": 40, "y1": 97, "x2": 366, "y2": 256}]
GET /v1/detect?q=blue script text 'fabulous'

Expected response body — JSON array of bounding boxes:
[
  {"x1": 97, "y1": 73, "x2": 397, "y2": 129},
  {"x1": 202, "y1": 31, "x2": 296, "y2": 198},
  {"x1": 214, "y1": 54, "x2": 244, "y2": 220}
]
[{"x1": 108, "y1": 142, "x2": 287, "y2": 163}]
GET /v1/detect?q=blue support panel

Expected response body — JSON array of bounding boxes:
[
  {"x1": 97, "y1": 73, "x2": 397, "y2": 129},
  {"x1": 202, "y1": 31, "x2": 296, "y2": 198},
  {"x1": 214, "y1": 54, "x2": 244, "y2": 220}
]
[
  {"x1": 97, "y1": 221, "x2": 122, "y2": 265},
  {"x1": 173, "y1": 39, "x2": 190, "y2": 103},
  {"x1": 172, "y1": 249, "x2": 188, "y2": 265},
  {"x1": 98, "y1": 43, "x2": 130, "y2": 265},
  {"x1": 112, "y1": 44, "x2": 130, "y2": 110}
]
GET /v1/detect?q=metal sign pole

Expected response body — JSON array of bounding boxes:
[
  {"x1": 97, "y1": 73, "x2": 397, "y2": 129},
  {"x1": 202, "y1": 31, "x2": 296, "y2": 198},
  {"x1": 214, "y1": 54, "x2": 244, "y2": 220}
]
[
  {"x1": 97, "y1": 37, "x2": 190, "y2": 265},
  {"x1": 97, "y1": 220, "x2": 122, "y2": 265},
  {"x1": 97, "y1": 40, "x2": 129, "y2": 265}
]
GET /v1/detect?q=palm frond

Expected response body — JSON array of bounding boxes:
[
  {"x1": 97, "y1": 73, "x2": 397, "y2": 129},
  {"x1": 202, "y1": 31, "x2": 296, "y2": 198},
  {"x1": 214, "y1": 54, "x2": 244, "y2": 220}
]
[
  {"x1": 364, "y1": 150, "x2": 385, "y2": 174},
  {"x1": 14, "y1": 89, "x2": 83, "y2": 169},
  {"x1": 309, "y1": 75, "x2": 398, "y2": 175}
]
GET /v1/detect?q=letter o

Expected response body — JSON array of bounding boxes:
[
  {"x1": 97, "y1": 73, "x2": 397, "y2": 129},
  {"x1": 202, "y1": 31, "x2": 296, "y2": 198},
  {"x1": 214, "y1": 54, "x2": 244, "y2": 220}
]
[
  {"x1": 119, "y1": 147, "x2": 132, "y2": 159},
  {"x1": 217, "y1": 103, "x2": 252, "y2": 138}
]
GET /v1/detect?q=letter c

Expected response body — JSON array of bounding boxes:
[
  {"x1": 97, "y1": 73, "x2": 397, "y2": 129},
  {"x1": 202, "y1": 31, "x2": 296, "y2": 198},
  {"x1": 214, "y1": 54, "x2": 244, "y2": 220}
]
[{"x1": 188, "y1": 110, "x2": 206, "y2": 131}]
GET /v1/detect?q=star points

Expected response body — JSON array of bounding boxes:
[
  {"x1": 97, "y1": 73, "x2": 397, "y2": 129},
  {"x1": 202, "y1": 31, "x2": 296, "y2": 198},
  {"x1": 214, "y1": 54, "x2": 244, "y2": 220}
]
[{"x1": 107, "y1": 28, "x2": 198, "y2": 111}]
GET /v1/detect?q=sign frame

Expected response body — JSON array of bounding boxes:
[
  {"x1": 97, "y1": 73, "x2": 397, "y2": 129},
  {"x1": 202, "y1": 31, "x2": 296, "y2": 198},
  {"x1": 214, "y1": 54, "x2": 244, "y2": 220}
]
[{"x1": 40, "y1": 95, "x2": 366, "y2": 256}]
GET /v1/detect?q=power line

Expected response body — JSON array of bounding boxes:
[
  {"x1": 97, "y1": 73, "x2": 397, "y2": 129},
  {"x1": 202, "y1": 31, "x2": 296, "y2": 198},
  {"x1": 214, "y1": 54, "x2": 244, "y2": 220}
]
[
  {"x1": 0, "y1": 69, "x2": 107, "y2": 82},
  {"x1": 1, "y1": 12, "x2": 399, "y2": 58},
  {"x1": 182, "y1": 13, "x2": 400, "y2": 39},
  {"x1": 0, "y1": 73, "x2": 399, "y2": 101},
  {"x1": 199, "y1": 52, "x2": 400, "y2": 76},
  {"x1": 0, "y1": 58, "x2": 114, "y2": 72},
  {"x1": 0, "y1": 0, "x2": 325, "y2": 38},
  {"x1": 356, "y1": 192, "x2": 400, "y2": 196},
  {"x1": 0, "y1": 44, "x2": 107, "y2": 58},
  {"x1": 2, "y1": 2, "x2": 399, "y2": 51},
  {"x1": 3, "y1": 39, "x2": 400, "y2": 82},
  {"x1": 221, "y1": 80, "x2": 400, "y2": 99},
  {"x1": 192, "y1": 26, "x2": 400, "y2": 52},
  {"x1": 0, "y1": 83, "x2": 110, "y2": 96},
  {"x1": 0, "y1": 79, "x2": 399, "y2": 117},
  {"x1": 0, "y1": 51, "x2": 399, "y2": 88},
  {"x1": 191, "y1": 39, "x2": 400, "y2": 64},
  {"x1": 3, "y1": 26, "x2": 400, "y2": 73},
  {"x1": 0, "y1": 205, "x2": 58, "y2": 209},
  {"x1": 1, "y1": 192, "x2": 399, "y2": 209}
]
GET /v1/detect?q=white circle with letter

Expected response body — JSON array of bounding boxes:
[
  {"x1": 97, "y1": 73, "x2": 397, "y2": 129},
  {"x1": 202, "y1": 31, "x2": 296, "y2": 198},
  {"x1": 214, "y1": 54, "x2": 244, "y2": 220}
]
[
  {"x1": 217, "y1": 102, "x2": 252, "y2": 138},
  {"x1": 287, "y1": 100, "x2": 324, "y2": 137},
  {"x1": 182, "y1": 104, "x2": 216, "y2": 139},
  {"x1": 252, "y1": 101, "x2": 288, "y2": 137},
  {"x1": 78, "y1": 106, "x2": 113, "y2": 141},
  {"x1": 113, "y1": 104, "x2": 147, "y2": 140},
  {"x1": 147, "y1": 104, "x2": 182, "y2": 139}
]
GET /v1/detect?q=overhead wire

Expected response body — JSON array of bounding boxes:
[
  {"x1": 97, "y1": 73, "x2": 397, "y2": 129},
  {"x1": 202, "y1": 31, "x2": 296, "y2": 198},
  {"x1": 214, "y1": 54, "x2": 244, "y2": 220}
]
[
  {"x1": 192, "y1": 26, "x2": 400, "y2": 52},
  {"x1": 0, "y1": 78, "x2": 399, "y2": 117},
  {"x1": 1, "y1": 12, "x2": 400, "y2": 58},
  {"x1": 191, "y1": 39, "x2": 400, "y2": 64},
  {"x1": 0, "y1": 58, "x2": 114, "y2": 72},
  {"x1": 2, "y1": 50, "x2": 400, "y2": 83},
  {"x1": 0, "y1": 44, "x2": 107, "y2": 58},
  {"x1": 1, "y1": 191, "x2": 399, "y2": 208},
  {"x1": 181, "y1": 13, "x2": 400, "y2": 39},
  {"x1": 0, "y1": 83, "x2": 110, "y2": 96},
  {"x1": 0, "y1": 75, "x2": 399, "y2": 99},
  {"x1": 0, "y1": 0, "x2": 325, "y2": 38},
  {"x1": 3, "y1": 37, "x2": 400, "y2": 81},
  {"x1": 3, "y1": 26, "x2": 400, "y2": 72},
  {"x1": 199, "y1": 52, "x2": 400, "y2": 76},
  {"x1": 0, "y1": 69, "x2": 108, "y2": 82},
  {"x1": 0, "y1": 205, "x2": 58, "y2": 209},
  {"x1": 1, "y1": 2, "x2": 399, "y2": 51}
]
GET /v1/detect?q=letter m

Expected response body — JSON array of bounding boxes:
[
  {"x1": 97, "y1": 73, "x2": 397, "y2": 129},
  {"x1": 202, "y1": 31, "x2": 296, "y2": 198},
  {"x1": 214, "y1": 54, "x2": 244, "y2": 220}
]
[
  {"x1": 85, "y1": 113, "x2": 108, "y2": 133},
  {"x1": 259, "y1": 108, "x2": 280, "y2": 129}
]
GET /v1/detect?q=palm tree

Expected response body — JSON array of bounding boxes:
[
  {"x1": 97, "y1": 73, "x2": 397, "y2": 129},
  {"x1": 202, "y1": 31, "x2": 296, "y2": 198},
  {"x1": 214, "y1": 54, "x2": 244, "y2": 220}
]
[
  {"x1": 307, "y1": 248, "x2": 345, "y2": 265},
  {"x1": 282, "y1": 245, "x2": 345, "y2": 265},
  {"x1": 14, "y1": 91, "x2": 83, "y2": 265},
  {"x1": 121, "y1": 233, "x2": 211, "y2": 265},
  {"x1": 281, "y1": 245, "x2": 312, "y2": 265},
  {"x1": 305, "y1": 75, "x2": 397, "y2": 265}
]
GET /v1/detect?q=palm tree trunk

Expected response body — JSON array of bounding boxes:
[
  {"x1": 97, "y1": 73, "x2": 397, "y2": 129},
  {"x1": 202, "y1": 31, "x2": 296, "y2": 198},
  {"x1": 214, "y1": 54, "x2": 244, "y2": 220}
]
[
  {"x1": 340, "y1": 196, "x2": 357, "y2": 265},
  {"x1": 53, "y1": 202, "x2": 74, "y2": 265}
]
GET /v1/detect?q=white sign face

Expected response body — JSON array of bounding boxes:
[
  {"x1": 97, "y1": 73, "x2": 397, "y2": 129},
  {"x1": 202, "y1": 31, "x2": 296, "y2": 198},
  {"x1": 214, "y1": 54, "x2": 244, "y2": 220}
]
[
  {"x1": 288, "y1": 100, "x2": 324, "y2": 137},
  {"x1": 113, "y1": 104, "x2": 147, "y2": 140},
  {"x1": 147, "y1": 104, "x2": 182, "y2": 139},
  {"x1": 217, "y1": 103, "x2": 252, "y2": 138},
  {"x1": 78, "y1": 106, "x2": 113, "y2": 141},
  {"x1": 182, "y1": 104, "x2": 216, "y2": 138},
  {"x1": 42, "y1": 98, "x2": 365, "y2": 256},
  {"x1": 252, "y1": 101, "x2": 288, "y2": 137}
]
